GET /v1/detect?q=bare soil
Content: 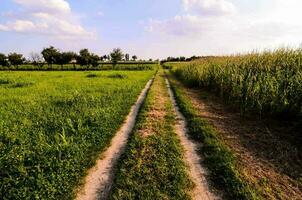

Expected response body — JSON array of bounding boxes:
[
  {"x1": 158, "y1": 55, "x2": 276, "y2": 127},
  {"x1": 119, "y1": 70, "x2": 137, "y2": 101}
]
[
  {"x1": 180, "y1": 84, "x2": 302, "y2": 200},
  {"x1": 75, "y1": 79, "x2": 153, "y2": 200}
]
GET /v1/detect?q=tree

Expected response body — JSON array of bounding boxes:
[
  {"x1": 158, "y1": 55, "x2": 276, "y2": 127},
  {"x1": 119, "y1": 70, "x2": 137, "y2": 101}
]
[
  {"x1": 0, "y1": 53, "x2": 9, "y2": 67},
  {"x1": 41, "y1": 46, "x2": 60, "y2": 69},
  {"x1": 8, "y1": 53, "x2": 24, "y2": 69},
  {"x1": 110, "y1": 48, "x2": 124, "y2": 66},
  {"x1": 132, "y1": 55, "x2": 137, "y2": 61},
  {"x1": 56, "y1": 52, "x2": 67, "y2": 69},
  {"x1": 65, "y1": 52, "x2": 77, "y2": 69},
  {"x1": 77, "y1": 49, "x2": 91, "y2": 67},
  {"x1": 125, "y1": 53, "x2": 130, "y2": 61},
  {"x1": 29, "y1": 52, "x2": 44, "y2": 68},
  {"x1": 179, "y1": 56, "x2": 186, "y2": 61},
  {"x1": 101, "y1": 55, "x2": 108, "y2": 61},
  {"x1": 57, "y1": 52, "x2": 77, "y2": 69},
  {"x1": 90, "y1": 54, "x2": 100, "y2": 68}
]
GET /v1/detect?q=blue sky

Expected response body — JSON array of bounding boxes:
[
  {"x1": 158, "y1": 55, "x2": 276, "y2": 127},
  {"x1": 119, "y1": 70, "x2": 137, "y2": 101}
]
[{"x1": 0, "y1": 0, "x2": 302, "y2": 59}]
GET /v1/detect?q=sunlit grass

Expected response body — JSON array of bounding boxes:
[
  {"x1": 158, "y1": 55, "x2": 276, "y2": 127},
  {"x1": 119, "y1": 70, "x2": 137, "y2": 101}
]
[{"x1": 0, "y1": 70, "x2": 155, "y2": 199}]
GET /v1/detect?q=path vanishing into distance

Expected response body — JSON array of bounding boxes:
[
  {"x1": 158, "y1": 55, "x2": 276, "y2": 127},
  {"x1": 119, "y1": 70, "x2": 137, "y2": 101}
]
[{"x1": 75, "y1": 69, "x2": 220, "y2": 200}]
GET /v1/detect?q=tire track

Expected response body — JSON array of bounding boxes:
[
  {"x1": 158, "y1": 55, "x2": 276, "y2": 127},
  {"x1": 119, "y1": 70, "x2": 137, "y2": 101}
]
[
  {"x1": 165, "y1": 78, "x2": 220, "y2": 200},
  {"x1": 76, "y1": 78, "x2": 153, "y2": 200}
]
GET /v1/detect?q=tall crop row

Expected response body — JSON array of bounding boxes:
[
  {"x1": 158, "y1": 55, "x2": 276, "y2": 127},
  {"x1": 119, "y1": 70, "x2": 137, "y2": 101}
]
[{"x1": 172, "y1": 48, "x2": 302, "y2": 117}]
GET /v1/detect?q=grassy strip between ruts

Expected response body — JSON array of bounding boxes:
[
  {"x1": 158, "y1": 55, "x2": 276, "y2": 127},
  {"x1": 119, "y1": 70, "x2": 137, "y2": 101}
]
[
  {"x1": 167, "y1": 72, "x2": 261, "y2": 200},
  {"x1": 110, "y1": 70, "x2": 193, "y2": 199}
]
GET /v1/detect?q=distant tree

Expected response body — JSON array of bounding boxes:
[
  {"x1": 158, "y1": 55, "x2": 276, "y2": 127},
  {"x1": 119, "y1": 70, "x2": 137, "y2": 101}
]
[
  {"x1": 56, "y1": 51, "x2": 77, "y2": 69},
  {"x1": 56, "y1": 52, "x2": 67, "y2": 69},
  {"x1": 189, "y1": 55, "x2": 199, "y2": 61},
  {"x1": 65, "y1": 51, "x2": 77, "y2": 62},
  {"x1": 90, "y1": 54, "x2": 100, "y2": 68},
  {"x1": 29, "y1": 52, "x2": 44, "y2": 68},
  {"x1": 0, "y1": 53, "x2": 9, "y2": 67},
  {"x1": 110, "y1": 48, "x2": 124, "y2": 67},
  {"x1": 101, "y1": 55, "x2": 108, "y2": 61},
  {"x1": 41, "y1": 46, "x2": 60, "y2": 69},
  {"x1": 125, "y1": 53, "x2": 130, "y2": 61},
  {"x1": 179, "y1": 56, "x2": 186, "y2": 61},
  {"x1": 149, "y1": 58, "x2": 153, "y2": 62},
  {"x1": 132, "y1": 55, "x2": 137, "y2": 61},
  {"x1": 65, "y1": 52, "x2": 77, "y2": 69},
  {"x1": 77, "y1": 49, "x2": 91, "y2": 67},
  {"x1": 8, "y1": 53, "x2": 24, "y2": 69}
]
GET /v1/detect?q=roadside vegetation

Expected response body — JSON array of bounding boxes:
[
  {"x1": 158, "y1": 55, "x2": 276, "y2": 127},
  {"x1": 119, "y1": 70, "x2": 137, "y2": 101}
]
[
  {"x1": 167, "y1": 73, "x2": 260, "y2": 200},
  {"x1": 165, "y1": 47, "x2": 302, "y2": 199},
  {"x1": 110, "y1": 70, "x2": 193, "y2": 199},
  {"x1": 0, "y1": 70, "x2": 155, "y2": 199}
]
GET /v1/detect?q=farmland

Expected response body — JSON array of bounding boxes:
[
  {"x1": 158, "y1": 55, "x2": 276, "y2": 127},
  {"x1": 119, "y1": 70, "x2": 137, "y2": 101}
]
[
  {"x1": 2, "y1": 0, "x2": 302, "y2": 199},
  {"x1": 0, "y1": 47, "x2": 302, "y2": 200},
  {"x1": 0, "y1": 49, "x2": 301, "y2": 200},
  {"x1": 168, "y1": 48, "x2": 302, "y2": 118},
  {"x1": 0, "y1": 70, "x2": 155, "y2": 199},
  {"x1": 165, "y1": 48, "x2": 302, "y2": 199}
]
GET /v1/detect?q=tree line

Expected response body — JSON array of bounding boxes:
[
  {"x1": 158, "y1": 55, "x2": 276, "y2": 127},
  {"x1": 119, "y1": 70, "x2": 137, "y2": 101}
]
[
  {"x1": 161, "y1": 56, "x2": 202, "y2": 63},
  {"x1": 0, "y1": 47, "x2": 139, "y2": 69}
]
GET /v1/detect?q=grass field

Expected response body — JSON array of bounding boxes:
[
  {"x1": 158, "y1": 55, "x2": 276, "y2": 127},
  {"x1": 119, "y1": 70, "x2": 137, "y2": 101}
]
[{"x1": 0, "y1": 70, "x2": 155, "y2": 199}]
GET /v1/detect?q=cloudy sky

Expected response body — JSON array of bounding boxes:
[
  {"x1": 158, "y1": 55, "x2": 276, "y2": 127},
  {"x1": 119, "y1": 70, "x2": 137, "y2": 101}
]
[{"x1": 0, "y1": 0, "x2": 302, "y2": 59}]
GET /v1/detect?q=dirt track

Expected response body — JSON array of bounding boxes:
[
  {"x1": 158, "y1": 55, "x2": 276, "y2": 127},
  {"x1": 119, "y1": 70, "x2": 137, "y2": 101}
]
[
  {"x1": 75, "y1": 78, "x2": 153, "y2": 200},
  {"x1": 166, "y1": 78, "x2": 220, "y2": 200}
]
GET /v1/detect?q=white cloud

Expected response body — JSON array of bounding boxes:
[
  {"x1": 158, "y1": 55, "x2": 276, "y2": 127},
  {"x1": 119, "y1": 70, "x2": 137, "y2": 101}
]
[
  {"x1": 147, "y1": 0, "x2": 236, "y2": 37},
  {"x1": 32, "y1": 13, "x2": 94, "y2": 39},
  {"x1": 144, "y1": 0, "x2": 302, "y2": 57},
  {"x1": 13, "y1": 0, "x2": 71, "y2": 14},
  {"x1": 0, "y1": 24, "x2": 9, "y2": 31},
  {"x1": 183, "y1": 0, "x2": 236, "y2": 16},
  {"x1": 0, "y1": 0, "x2": 95, "y2": 40},
  {"x1": 2, "y1": 20, "x2": 36, "y2": 32},
  {"x1": 147, "y1": 15, "x2": 229, "y2": 37}
]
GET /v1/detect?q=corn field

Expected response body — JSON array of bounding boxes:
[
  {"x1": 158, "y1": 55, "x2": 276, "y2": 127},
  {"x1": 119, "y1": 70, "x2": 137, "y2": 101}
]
[{"x1": 172, "y1": 48, "x2": 302, "y2": 117}]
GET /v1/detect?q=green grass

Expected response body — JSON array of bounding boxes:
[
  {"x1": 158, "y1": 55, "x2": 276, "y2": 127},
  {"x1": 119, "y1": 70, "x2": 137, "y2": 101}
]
[
  {"x1": 167, "y1": 73, "x2": 260, "y2": 200},
  {"x1": 0, "y1": 70, "x2": 155, "y2": 200},
  {"x1": 110, "y1": 70, "x2": 193, "y2": 200},
  {"x1": 170, "y1": 48, "x2": 302, "y2": 118}
]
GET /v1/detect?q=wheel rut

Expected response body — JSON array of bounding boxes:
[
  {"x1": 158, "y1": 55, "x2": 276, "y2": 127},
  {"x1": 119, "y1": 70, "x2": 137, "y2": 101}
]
[
  {"x1": 75, "y1": 78, "x2": 153, "y2": 200},
  {"x1": 165, "y1": 78, "x2": 220, "y2": 200}
]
